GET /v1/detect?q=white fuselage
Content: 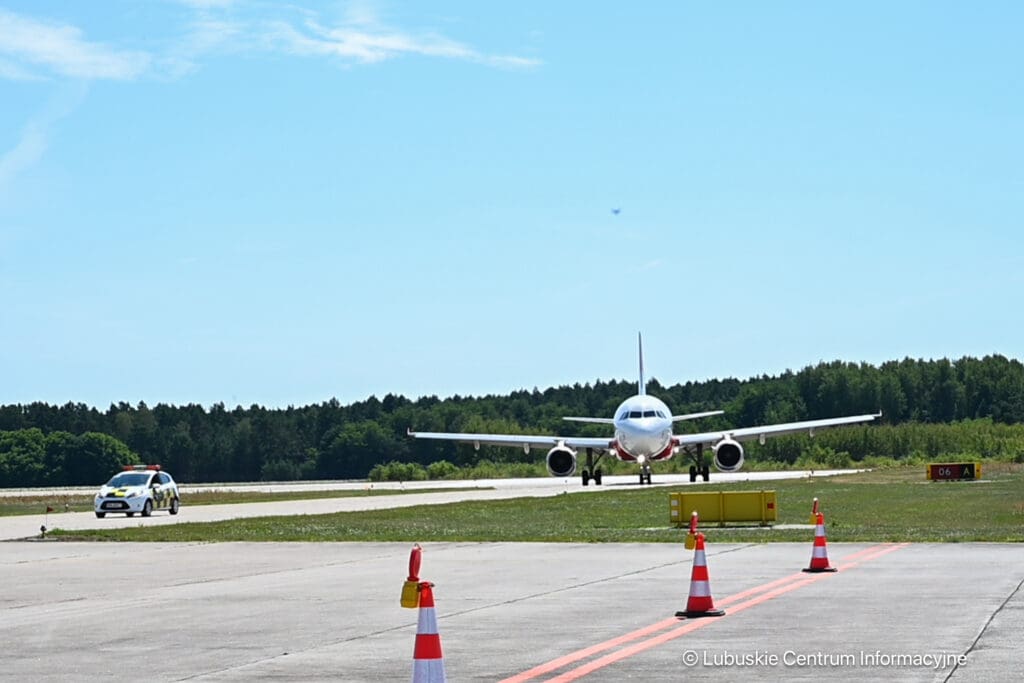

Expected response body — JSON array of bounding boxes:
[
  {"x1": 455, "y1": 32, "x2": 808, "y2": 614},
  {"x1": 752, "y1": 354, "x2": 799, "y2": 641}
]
[{"x1": 611, "y1": 394, "x2": 674, "y2": 463}]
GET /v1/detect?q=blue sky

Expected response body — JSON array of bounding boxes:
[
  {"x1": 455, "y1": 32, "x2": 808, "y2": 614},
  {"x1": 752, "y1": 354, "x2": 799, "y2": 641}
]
[{"x1": 1, "y1": 1, "x2": 1022, "y2": 410}]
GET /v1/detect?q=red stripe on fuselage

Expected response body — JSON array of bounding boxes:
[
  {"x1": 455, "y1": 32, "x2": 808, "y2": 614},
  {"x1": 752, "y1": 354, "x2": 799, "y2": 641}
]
[
  {"x1": 613, "y1": 441, "x2": 674, "y2": 462},
  {"x1": 651, "y1": 443, "x2": 674, "y2": 461},
  {"x1": 613, "y1": 442, "x2": 637, "y2": 461}
]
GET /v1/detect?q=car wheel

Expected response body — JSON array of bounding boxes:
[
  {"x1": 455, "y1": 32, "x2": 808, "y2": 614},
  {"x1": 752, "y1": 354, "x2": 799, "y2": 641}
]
[
  {"x1": 95, "y1": 512, "x2": 105, "y2": 518},
  {"x1": 142, "y1": 499, "x2": 153, "y2": 517},
  {"x1": 170, "y1": 497, "x2": 179, "y2": 515}
]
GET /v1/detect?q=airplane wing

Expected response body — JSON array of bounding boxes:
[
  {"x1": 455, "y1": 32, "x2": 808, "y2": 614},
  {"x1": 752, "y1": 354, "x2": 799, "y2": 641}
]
[
  {"x1": 671, "y1": 410, "x2": 725, "y2": 422},
  {"x1": 407, "y1": 429, "x2": 612, "y2": 452},
  {"x1": 675, "y1": 413, "x2": 880, "y2": 447}
]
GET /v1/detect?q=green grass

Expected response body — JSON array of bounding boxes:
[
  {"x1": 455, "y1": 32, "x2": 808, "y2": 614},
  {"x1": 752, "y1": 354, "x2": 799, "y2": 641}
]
[
  {"x1": 0, "y1": 485, "x2": 461, "y2": 517},
  {"x1": 47, "y1": 463, "x2": 1024, "y2": 543}
]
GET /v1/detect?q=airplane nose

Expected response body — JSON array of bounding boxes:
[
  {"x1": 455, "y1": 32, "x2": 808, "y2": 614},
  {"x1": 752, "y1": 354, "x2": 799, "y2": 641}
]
[{"x1": 617, "y1": 423, "x2": 671, "y2": 459}]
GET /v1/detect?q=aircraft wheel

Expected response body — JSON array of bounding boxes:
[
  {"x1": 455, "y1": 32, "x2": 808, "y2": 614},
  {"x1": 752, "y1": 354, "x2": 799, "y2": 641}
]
[
  {"x1": 641, "y1": 466, "x2": 652, "y2": 485},
  {"x1": 689, "y1": 465, "x2": 697, "y2": 483},
  {"x1": 594, "y1": 468, "x2": 603, "y2": 486},
  {"x1": 701, "y1": 464, "x2": 710, "y2": 481},
  {"x1": 581, "y1": 469, "x2": 590, "y2": 486}
]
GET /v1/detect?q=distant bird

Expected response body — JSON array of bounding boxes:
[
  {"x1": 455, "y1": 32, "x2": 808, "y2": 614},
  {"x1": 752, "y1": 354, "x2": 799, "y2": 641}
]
[{"x1": 611, "y1": 208, "x2": 621, "y2": 215}]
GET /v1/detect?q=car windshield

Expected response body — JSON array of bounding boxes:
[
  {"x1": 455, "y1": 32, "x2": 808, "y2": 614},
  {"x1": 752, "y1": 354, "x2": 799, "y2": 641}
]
[{"x1": 105, "y1": 472, "x2": 151, "y2": 487}]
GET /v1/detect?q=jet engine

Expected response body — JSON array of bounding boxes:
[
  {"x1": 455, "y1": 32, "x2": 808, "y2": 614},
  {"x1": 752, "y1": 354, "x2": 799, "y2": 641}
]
[
  {"x1": 546, "y1": 444, "x2": 577, "y2": 477},
  {"x1": 712, "y1": 438, "x2": 745, "y2": 472}
]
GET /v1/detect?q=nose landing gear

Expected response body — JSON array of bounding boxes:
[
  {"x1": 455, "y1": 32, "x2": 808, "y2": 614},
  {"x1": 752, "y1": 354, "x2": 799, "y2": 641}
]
[{"x1": 580, "y1": 448, "x2": 605, "y2": 486}]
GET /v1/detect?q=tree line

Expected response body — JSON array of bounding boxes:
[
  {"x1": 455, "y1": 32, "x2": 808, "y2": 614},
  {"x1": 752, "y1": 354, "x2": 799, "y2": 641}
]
[{"x1": 2, "y1": 354, "x2": 1023, "y2": 487}]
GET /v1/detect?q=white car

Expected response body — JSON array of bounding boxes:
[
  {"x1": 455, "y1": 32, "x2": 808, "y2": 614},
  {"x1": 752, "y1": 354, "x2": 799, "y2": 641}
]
[{"x1": 94, "y1": 466, "x2": 181, "y2": 518}]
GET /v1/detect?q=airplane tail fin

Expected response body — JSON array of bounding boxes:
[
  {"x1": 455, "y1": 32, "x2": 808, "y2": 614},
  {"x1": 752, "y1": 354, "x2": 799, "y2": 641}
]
[{"x1": 638, "y1": 332, "x2": 646, "y2": 395}]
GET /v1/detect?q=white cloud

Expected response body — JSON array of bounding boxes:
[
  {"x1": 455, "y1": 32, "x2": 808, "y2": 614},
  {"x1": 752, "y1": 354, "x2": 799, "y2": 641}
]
[
  {"x1": 0, "y1": 55, "x2": 41, "y2": 80},
  {"x1": 269, "y1": 15, "x2": 540, "y2": 68},
  {"x1": 0, "y1": 5, "x2": 538, "y2": 81},
  {"x1": 169, "y1": 2, "x2": 540, "y2": 75},
  {"x1": 0, "y1": 84, "x2": 88, "y2": 191},
  {"x1": 0, "y1": 9, "x2": 150, "y2": 80},
  {"x1": 0, "y1": 120, "x2": 48, "y2": 188},
  {"x1": 161, "y1": 15, "x2": 248, "y2": 77}
]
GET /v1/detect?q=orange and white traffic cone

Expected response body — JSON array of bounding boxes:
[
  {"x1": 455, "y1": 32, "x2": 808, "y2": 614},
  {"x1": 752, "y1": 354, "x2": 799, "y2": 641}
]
[
  {"x1": 675, "y1": 532, "x2": 725, "y2": 618},
  {"x1": 411, "y1": 581, "x2": 447, "y2": 682},
  {"x1": 400, "y1": 544, "x2": 448, "y2": 682},
  {"x1": 802, "y1": 512, "x2": 838, "y2": 573}
]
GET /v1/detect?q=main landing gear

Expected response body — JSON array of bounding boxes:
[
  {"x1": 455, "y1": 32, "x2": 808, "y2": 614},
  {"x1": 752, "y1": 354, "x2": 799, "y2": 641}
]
[
  {"x1": 580, "y1": 448, "x2": 605, "y2": 486},
  {"x1": 686, "y1": 444, "x2": 711, "y2": 483}
]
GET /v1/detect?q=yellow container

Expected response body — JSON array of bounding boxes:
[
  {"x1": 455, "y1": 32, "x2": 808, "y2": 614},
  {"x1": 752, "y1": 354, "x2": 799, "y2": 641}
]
[{"x1": 669, "y1": 490, "x2": 778, "y2": 526}]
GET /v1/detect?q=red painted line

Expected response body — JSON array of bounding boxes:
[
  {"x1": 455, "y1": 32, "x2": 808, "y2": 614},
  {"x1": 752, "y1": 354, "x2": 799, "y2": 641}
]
[
  {"x1": 501, "y1": 543, "x2": 908, "y2": 683},
  {"x1": 715, "y1": 572, "x2": 805, "y2": 607},
  {"x1": 838, "y1": 542, "x2": 910, "y2": 570},
  {"x1": 501, "y1": 566, "x2": 825, "y2": 683},
  {"x1": 836, "y1": 542, "x2": 905, "y2": 563},
  {"x1": 715, "y1": 543, "x2": 901, "y2": 607},
  {"x1": 546, "y1": 574, "x2": 828, "y2": 682},
  {"x1": 499, "y1": 617, "x2": 681, "y2": 683}
]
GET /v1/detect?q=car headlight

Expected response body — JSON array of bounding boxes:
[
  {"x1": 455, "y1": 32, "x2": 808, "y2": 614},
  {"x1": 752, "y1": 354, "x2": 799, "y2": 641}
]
[{"x1": 127, "y1": 491, "x2": 141, "y2": 498}]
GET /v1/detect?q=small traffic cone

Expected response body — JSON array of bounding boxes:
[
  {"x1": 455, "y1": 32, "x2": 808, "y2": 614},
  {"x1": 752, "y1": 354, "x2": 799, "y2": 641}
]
[
  {"x1": 412, "y1": 581, "x2": 447, "y2": 683},
  {"x1": 802, "y1": 512, "x2": 838, "y2": 573},
  {"x1": 675, "y1": 532, "x2": 725, "y2": 618}
]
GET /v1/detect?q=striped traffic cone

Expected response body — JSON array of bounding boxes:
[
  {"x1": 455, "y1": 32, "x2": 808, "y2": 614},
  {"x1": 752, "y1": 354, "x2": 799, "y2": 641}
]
[
  {"x1": 675, "y1": 532, "x2": 725, "y2": 618},
  {"x1": 802, "y1": 512, "x2": 838, "y2": 573},
  {"x1": 412, "y1": 581, "x2": 447, "y2": 683}
]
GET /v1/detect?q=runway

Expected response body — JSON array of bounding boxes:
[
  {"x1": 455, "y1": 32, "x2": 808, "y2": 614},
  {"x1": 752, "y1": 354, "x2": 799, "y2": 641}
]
[
  {"x1": 0, "y1": 469, "x2": 855, "y2": 541},
  {"x1": 1, "y1": 541, "x2": 1020, "y2": 681}
]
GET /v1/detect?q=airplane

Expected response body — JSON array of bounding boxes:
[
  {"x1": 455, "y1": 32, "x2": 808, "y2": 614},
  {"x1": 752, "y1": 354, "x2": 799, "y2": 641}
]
[{"x1": 408, "y1": 334, "x2": 880, "y2": 486}]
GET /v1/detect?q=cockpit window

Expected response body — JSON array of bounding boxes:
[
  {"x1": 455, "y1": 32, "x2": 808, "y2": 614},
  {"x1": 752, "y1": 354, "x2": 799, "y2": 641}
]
[
  {"x1": 629, "y1": 411, "x2": 642, "y2": 419},
  {"x1": 619, "y1": 411, "x2": 630, "y2": 420},
  {"x1": 656, "y1": 411, "x2": 667, "y2": 418},
  {"x1": 643, "y1": 410, "x2": 656, "y2": 418}
]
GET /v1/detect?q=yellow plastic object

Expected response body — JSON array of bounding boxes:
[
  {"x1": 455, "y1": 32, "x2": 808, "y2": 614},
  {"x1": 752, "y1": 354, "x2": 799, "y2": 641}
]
[
  {"x1": 684, "y1": 532, "x2": 696, "y2": 550},
  {"x1": 401, "y1": 580, "x2": 420, "y2": 609},
  {"x1": 669, "y1": 490, "x2": 778, "y2": 526}
]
